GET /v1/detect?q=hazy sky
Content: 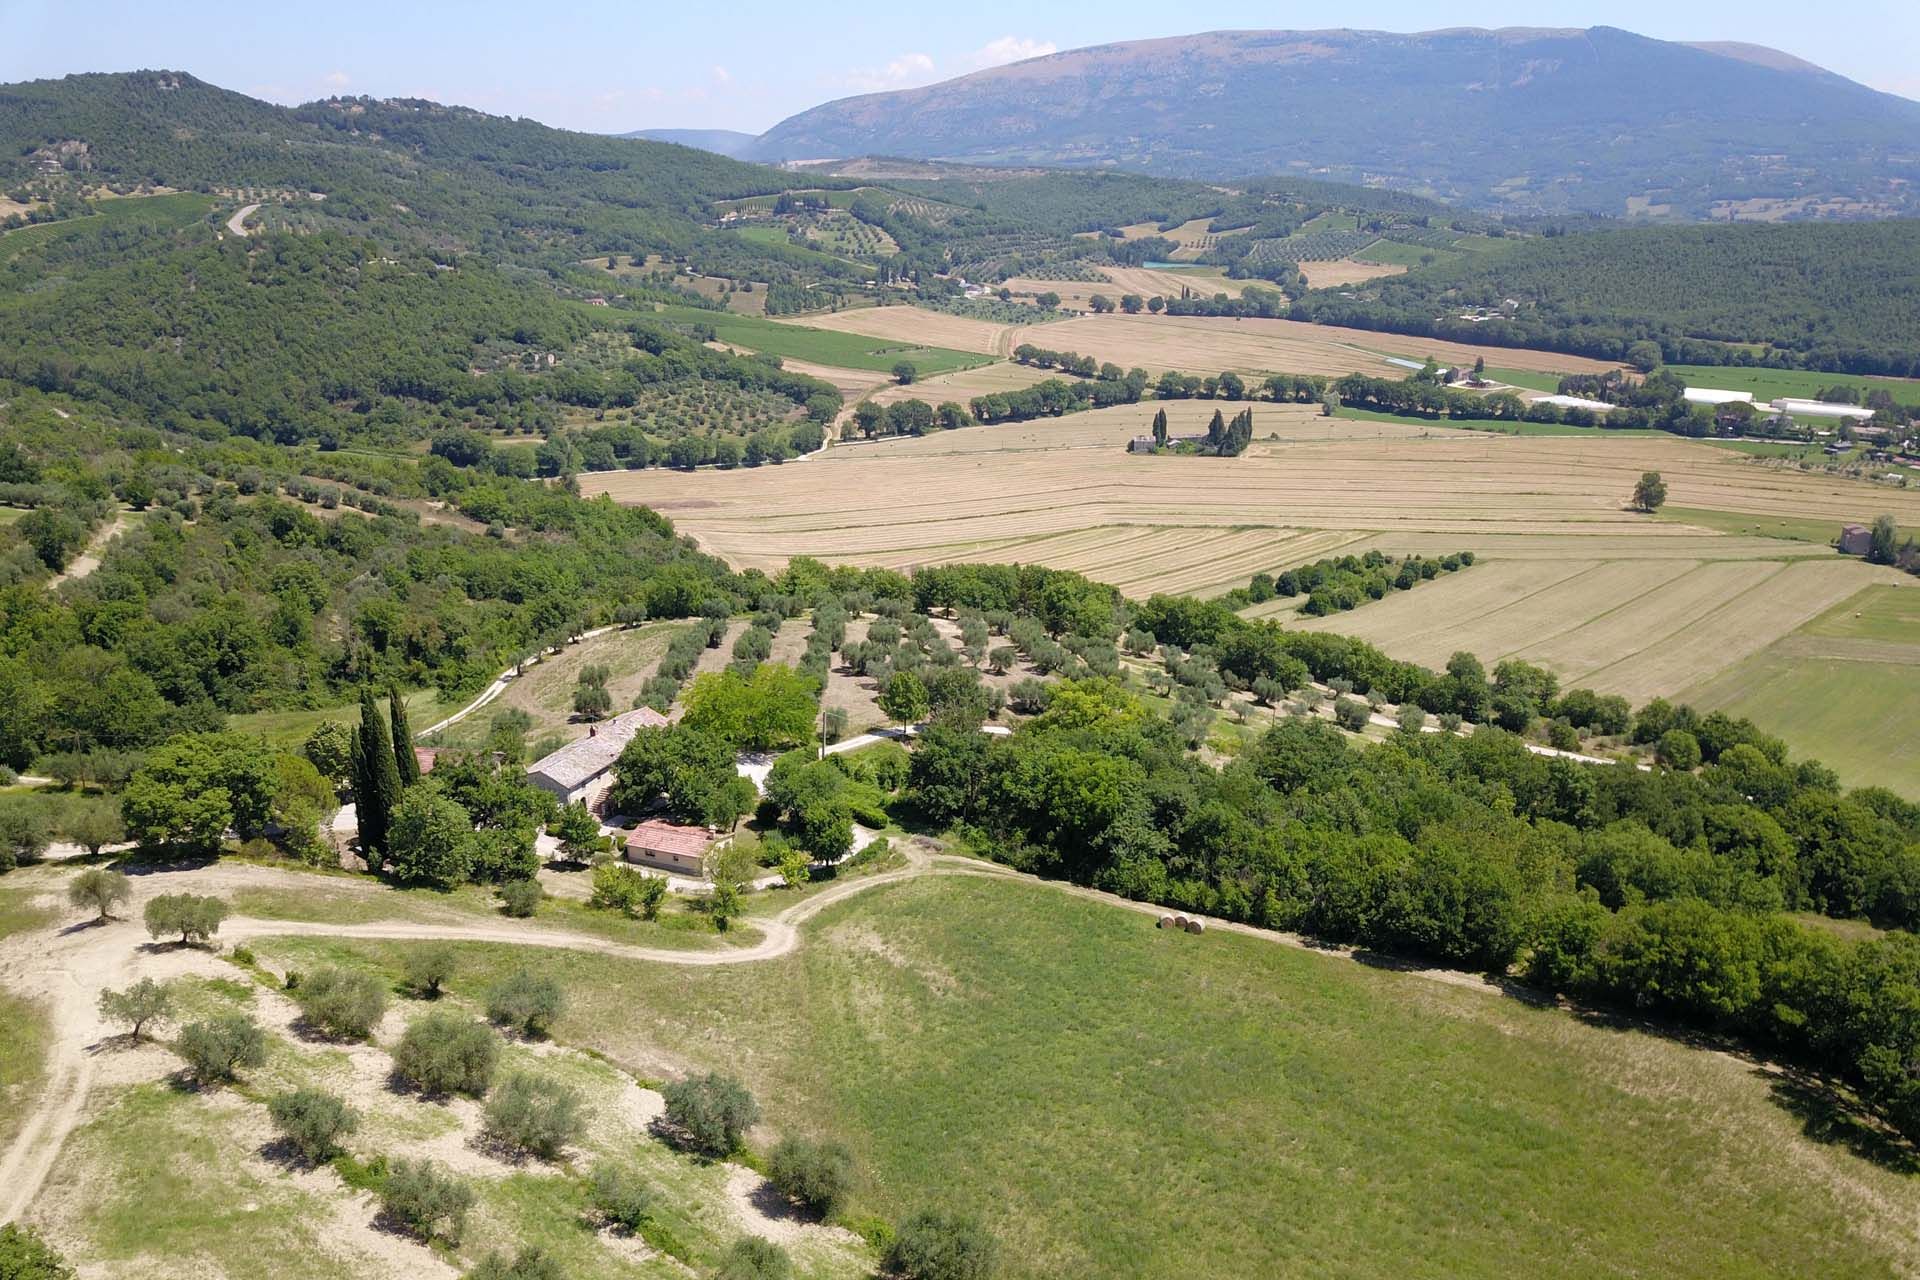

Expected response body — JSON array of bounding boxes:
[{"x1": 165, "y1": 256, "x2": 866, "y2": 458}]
[{"x1": 3, "y1": 0, "x2": 1915, "y2": 134}]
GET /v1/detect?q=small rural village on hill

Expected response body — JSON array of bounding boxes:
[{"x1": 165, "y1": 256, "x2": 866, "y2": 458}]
[{"x1": 2, "y1": 5, "x2": 1920, "y2": 1279}]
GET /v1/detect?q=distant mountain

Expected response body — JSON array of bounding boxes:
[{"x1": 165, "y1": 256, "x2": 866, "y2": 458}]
[
  {"x1": 745, "y1": 26, "x2": 1920, "y2": 217},
  {"x1": 622, "y1": 128, "x2": 758, "y2": 158}
]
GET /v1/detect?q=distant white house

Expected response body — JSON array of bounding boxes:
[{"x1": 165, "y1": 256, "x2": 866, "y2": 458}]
[
  {"x1": 1682, "y1": 387, "x2": 1754, "y2": 406},
  {"x1": 1770, "y1": 397, "x2": 1877, "y2": 421},
  {"x1": 1534, "y1": 394, "x2": 1615, "y2": 413},
  {"x1": 526, "y1": 706, "x2": 670, "y2": 804}
]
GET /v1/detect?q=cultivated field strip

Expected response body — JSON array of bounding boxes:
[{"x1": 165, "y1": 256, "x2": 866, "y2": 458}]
[
  {"x1": 1036, "y1": 312, "x2": 1625, "y2": 377},
  {"x1": 776, "y1": 305, "x2": 1019, "y2": 356},
  {"x1": 1510, "y1": 561, "x2": 1789, "y2": 679},
  {"x1": 1573, "y1": 559, "x2": 1891, "y2": 702}
]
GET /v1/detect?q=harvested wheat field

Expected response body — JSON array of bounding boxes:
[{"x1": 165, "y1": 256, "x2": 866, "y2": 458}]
[
  {"x1": 585, "y1": 400, "x2": 1920, "y2": 709},
  {"x1": 1035, "y1": 312, "x2": 1623, "y2": 378},
  {"x1": 1298, "y1": 258, "x2": 1407, "y2": 288},
  {"x1": 866, "y1": 360, "x2": 1054, "y2": 410},
  {"x1": 777, "y1": 304, "x2": 1018, "y2": 356}
]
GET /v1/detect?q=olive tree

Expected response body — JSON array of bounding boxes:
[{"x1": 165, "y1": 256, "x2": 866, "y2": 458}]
[
  {"x1": 67, "y1": 868, "x2": 131, "y2": 922},
  {"x1": 97, "y1": 978, "x2": 172, "y2": 1041},
  {"x1": 393, "y1": 1009, "x2": 500, "y2": 1096},
  {"x1": 379, "y1": 1157, "x2": 474, "y2": 1244},
  {"x1": 176, "y1": 1013, "x2": 269, "y2": 1084},
  {"x1": 267, "y1": 1087, "x2": 361, "y2": 1163},
  {"x1": 660, "y1": 1071, "x2": 759, "y2": 1156},
  {"x1": 481, "y1": 1071, "x2": 584, "y2": 1160},
  {"x1": 485, "y1": 970, "x2": 566, "y2": 1038},
  {"x1": 292, "y1": 966, "x2": 389, "y2": 1040}
]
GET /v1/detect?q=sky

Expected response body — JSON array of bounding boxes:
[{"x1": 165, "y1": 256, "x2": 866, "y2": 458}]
[{"x1": 2, "y1": 0, "x2": 1916, "y2": 134}]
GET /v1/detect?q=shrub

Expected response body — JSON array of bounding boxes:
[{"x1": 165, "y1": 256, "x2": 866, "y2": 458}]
[
  {"x1": 660, "y1": 1071, "x2": 759, "y2": 1156},
  {"x1": 97, "y1": 978, "x2": 172, "y2": 1040},
  {"x1": 379, "y1": 1157, "x2": 474, "y2": 1244},
  {"x1": 1395, "y1": 704, "x2": 1426, "y2": 735},
  {"x1": 716, "y1": 1237, "x2": 793, "y2": 1280},
  {"x1": 0, "y1": 1224, "x2": 73, "y2": 1280},
  {"x1": 1547, "y1": 718, "x2": 1581, "y2": 752},
  {"x1": 498, "y1": 877, "x2": 543, "y2": 918},
  {"x1": 293, "y1": 966, "x2": 389, "y2": 1040},
  {"x1": 590, "y1": 861, "x2": 645, "y2": 916},
  {"x1": 403, "y1": 943, "x2": 457, "y2": 998},
  {"x1": 143, "y1": 893, "x2": 229, "y2": 945},
  {"x1": 1332, "y1": 698, "x2": 1371, "y2": 733},
  {"x1": 485, "y1": 969, "x2": 565, "y2": 1037},
  {"x1": 176, "y1": 1013, "x2": 269, "y2": 1084},
  {"x1": 392, "y1": 1009, "x2": 500, "y2": 1096},
  {"x1": 588, "y1": 1160, "x2": 653, "y2": 1230},
  {"x1": 884, "y1": 1210, "x2": 999, "y2": 1280},
  {"x1": 66, "y1": 868, "x2": 131, "y2": 921},
  {"x1": 481, "y1": 1071, "x2": 585, "y2": 1160},
  {"x1": 464, "y1": 1248, "x2": 562, "y2": 1280},
  {"x1": 267, "y1": 1087, "x2": 361, "y2": 1163},
  {"x1": 1657, "y1": 728, "x2": 1702, "y2": 771},
  {"x1": 767, "y1": 1135, "x2": 855, "y2": 1217}
]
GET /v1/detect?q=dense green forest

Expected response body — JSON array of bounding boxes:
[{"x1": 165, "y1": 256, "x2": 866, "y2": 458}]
[{"x1": 1295, "y1": 221, "x2": 1920, "y2": 376}]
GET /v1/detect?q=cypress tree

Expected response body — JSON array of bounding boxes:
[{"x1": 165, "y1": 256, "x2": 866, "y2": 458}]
[
  {"x1": 1206, "y1": 408, "x2": 1226, "y2": 449},
  {"x1": 389, "y1": 686, "x2": 420, "y2": 787},
  {"x1": 356, "y1": 688, "x2": 401, "y2": 860},
  {"x1": 1151, "y1": 407, "x2": 1168, "y2": 447}
]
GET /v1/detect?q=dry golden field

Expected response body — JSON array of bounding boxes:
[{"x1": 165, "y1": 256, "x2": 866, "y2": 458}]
[
  {"x1": 866, "y1": 360, "x2": 1054, "y2": 409},
  {"x1": 774, "y1": 304, "x2": 1018, "y2": 356},
  {"x1": 586, "y1": 399, "x2": 1920, "y2": 707},
  {"x1": 1298, "y1": 258, "x2": 1408, "y2": 288},
  {"x1": 1034, "y1": 313, "x2": 1624, "y2": 377}
]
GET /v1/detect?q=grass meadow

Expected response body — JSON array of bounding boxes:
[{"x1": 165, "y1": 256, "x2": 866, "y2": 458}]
[
  {"x1": 252, "y1": 874, "x2": 1920, "y2": 1280},
  {"x1": 1684, "y1": 584, "x2": 1920, "y2": 795},
  {"x1": 1664, "y1": 365, "x2": 1920, "y2": 403}
]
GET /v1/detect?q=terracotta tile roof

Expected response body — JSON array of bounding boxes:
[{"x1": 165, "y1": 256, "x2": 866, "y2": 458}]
[{"x1": 624, "y1": 819, "x2": 713, "y2": 858}]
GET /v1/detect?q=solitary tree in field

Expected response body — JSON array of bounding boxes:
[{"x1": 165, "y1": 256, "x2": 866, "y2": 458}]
[
  {"x1": 67, "y1": 868, "x2": 131, "y2": 921},
  {"x1": 98, "y1": 978, "x2": 173, "y2": 1040},
  {"x1": 892, "y1": 360, "x2": 917, "y2": 385},
  {"x1": 1630, "y1": 471, "x2": 1668, "y2": 513}
]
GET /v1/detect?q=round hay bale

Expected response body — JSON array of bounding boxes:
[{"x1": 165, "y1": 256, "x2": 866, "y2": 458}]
[
  {"x1": 1172, "y1": 914, "x2": 1190, "y2": 930},
  {"x1": 1156, "y1": 915, "x2": 1175, "y2": 929},
  {"x1": 1184, "y1": 918, "x2": 1206, "y2": 934}
]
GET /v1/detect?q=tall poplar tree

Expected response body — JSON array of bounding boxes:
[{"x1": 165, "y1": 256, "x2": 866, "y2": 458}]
[{"x1": 389, "y1": 686, "x2": 420, "y2": 787}]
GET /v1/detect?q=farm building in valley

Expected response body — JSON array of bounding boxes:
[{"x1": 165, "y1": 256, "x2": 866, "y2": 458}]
[
  {"x1": 623, "y1": 819, "x2": 716, "y2": 876},
  {"x1": 1839, "y1": 523, "x2": 1874, "y2": 556},
  {"x1": 526, "y1": 706, "x2": 670, "y2": 803}
]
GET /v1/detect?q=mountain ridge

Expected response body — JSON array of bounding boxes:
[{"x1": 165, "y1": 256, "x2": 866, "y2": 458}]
[{"x1": 739, "y1": 26, "x2": 1920, "y2": 217}]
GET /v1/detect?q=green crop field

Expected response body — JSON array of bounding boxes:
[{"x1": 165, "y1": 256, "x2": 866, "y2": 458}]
[
  {"x1": 0, "y1": 193, "x2": 215, "y2": 261},
  {"x1": 1655, "y1": 506, "x2": 1845, "y2": 544},
  {"x1": 1664, "y1": 364, "x2": 1920, "y2": 403},
  {"x1": 0, "y1": 506, "x2": 24, "y2": 524},
  {"x1": 226, "y1": 687, "x2": 463, "y2": 749},
  {"x1": 649, "y1": 304, "x2": 990, "y2": 375},
  {"x1": 1805, "y1": 583, "x2": 1920, "y2": 642},
  {"x1": 254, "y1": 873, "x2": 1916, "y2": 1280},
  {"x1": 1351, "y1": 238, "x2": 1457, "y2": 268},
  {"x1": 1684, "y1": 584, "x2": 1920, "y2": 795}
]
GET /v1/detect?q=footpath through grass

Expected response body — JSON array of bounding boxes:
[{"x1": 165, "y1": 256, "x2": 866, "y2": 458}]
[
  {"x1": 648, "y1": 304, "x2": 990, "y2": 376},
  {"x1": 254, "y1": 873, "x2": 1918, "y2": 1280}
]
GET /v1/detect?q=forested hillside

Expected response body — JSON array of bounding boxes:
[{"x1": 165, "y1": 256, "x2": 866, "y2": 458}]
[{"x1": 1295, "y1": 220, "x2": 1920, "y2": 376}]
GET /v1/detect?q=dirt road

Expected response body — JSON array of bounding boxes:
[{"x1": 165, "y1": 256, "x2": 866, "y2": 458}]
[
  {"x1": 225, "y1": 202, "x2": 261, "y2": 236},
  {"x1": 47, "y1": 512, "x2": 129, "y2": 587}
]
